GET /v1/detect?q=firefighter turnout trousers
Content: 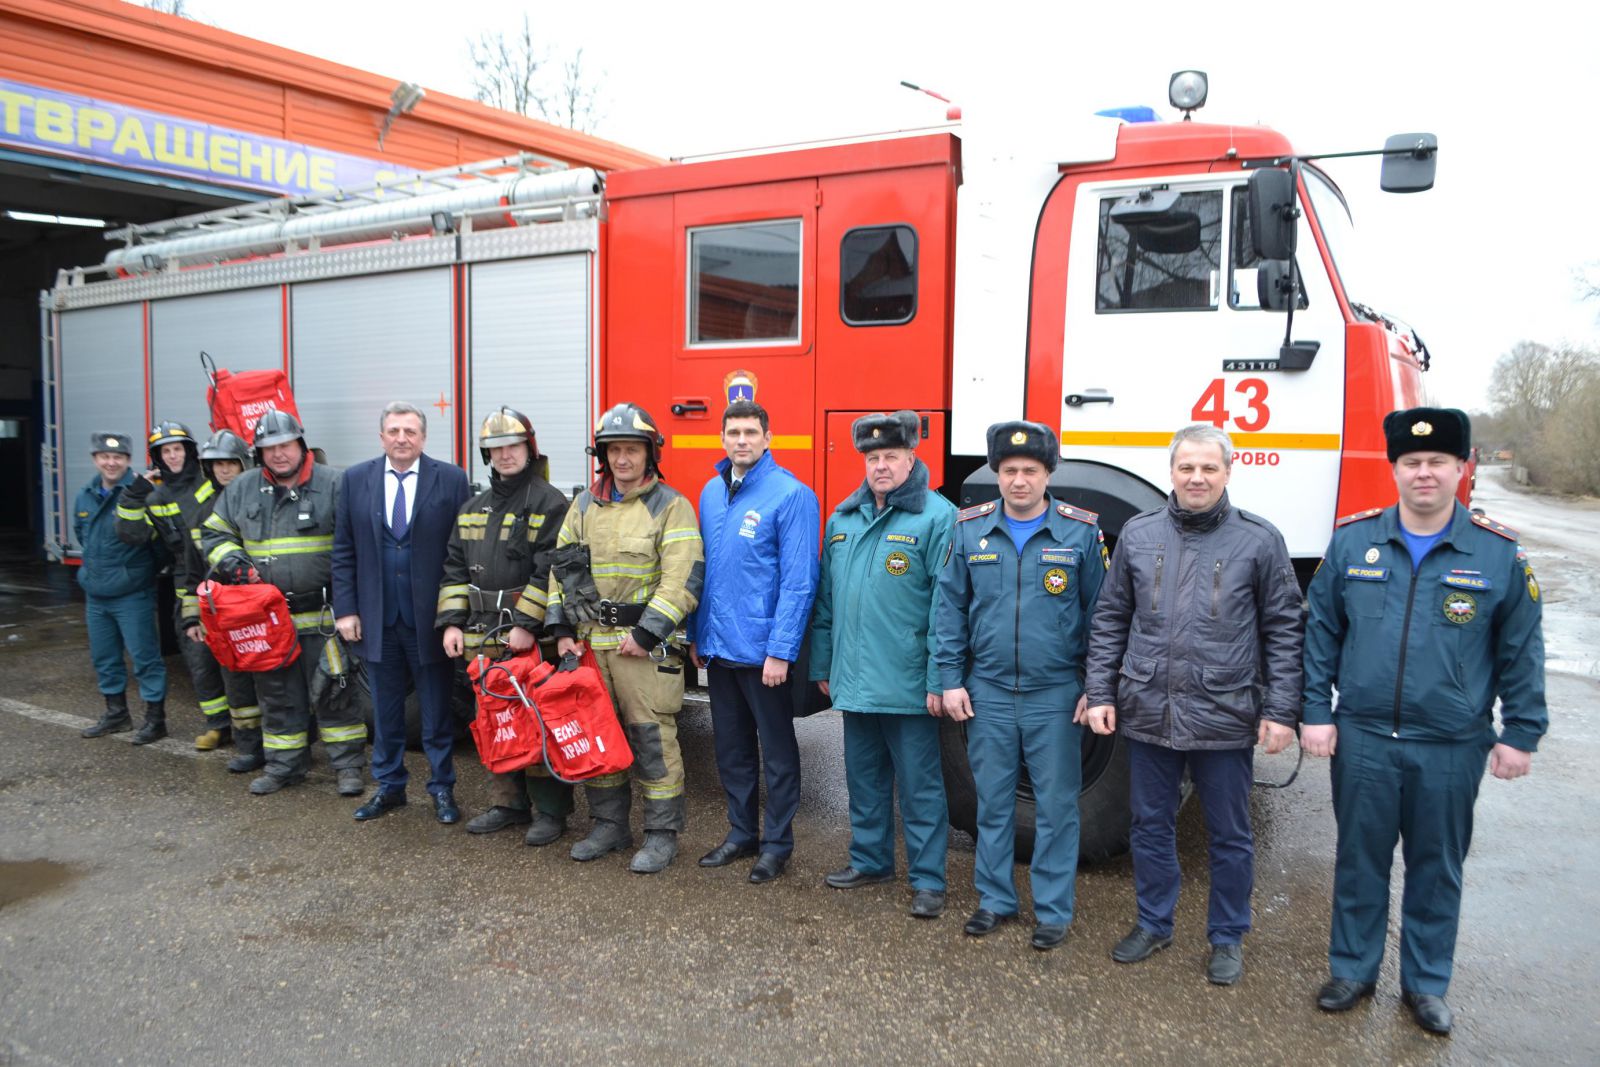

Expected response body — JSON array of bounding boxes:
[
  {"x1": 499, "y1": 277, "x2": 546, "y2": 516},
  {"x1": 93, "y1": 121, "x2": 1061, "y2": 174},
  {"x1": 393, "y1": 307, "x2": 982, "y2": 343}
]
[
  {"x1": 256, "y1": 630, "x2": 366, "y2": 782},
  {"x1": 176, "y1": 602, "x2": 229, "y2": 729},
  {"x1": 577, "y1": 646, "x2": 689, "y2": 832}
]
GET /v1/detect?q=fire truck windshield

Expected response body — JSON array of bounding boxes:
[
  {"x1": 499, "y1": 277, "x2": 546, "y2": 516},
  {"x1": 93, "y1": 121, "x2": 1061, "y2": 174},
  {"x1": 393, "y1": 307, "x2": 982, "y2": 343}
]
[{"x1": 1302, "y1": 166, "x2": 1368, "y2": 306}]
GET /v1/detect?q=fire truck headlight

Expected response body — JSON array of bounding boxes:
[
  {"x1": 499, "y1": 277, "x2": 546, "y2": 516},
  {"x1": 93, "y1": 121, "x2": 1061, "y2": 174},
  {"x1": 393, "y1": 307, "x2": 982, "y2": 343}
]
[{"x1": 1168, "y1": 70, "x2": 1208, "y2": 113}]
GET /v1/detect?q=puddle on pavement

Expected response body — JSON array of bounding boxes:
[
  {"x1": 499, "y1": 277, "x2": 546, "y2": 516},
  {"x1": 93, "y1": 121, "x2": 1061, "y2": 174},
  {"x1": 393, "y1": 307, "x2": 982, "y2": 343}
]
[{"x1": 0, "y1": 859, "x2": 82, "y2": 909}]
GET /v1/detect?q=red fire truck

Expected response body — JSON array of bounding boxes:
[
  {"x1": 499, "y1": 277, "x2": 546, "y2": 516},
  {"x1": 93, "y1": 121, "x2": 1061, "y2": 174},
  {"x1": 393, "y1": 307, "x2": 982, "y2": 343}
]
[{"x1": 42, "y1": 73, "x2": 1439, "y2": 858}]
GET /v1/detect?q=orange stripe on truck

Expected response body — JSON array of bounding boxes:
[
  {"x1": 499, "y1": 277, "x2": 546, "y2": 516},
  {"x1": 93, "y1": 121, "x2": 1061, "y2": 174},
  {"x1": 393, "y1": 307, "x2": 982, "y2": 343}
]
[{"x1": 1060, "y1": 432, "x2": 1341, "y2": 450}]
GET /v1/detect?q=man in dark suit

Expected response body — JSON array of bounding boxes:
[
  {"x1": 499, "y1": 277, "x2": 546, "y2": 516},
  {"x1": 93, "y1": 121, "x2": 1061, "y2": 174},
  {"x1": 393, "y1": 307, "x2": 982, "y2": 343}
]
[{"x1": 332, "y1": 401, "x2": 471, "y2": 823}]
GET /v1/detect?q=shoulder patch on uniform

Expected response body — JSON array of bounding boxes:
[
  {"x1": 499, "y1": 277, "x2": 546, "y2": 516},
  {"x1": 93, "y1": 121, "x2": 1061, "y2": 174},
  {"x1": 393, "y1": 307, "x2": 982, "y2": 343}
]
[
  {"x1": 957, "y1": 501, "x2": 997, "y2": 521},
  {"x1": 1334, "y1": 507, "x2": 1384, "y2": 528},
  {"x1": 1470, "y1": 512, "x2": 1519, "y2": 542},
  {"x1": 1055, "y1": 502, "x2": 1099, "y2": 525}
]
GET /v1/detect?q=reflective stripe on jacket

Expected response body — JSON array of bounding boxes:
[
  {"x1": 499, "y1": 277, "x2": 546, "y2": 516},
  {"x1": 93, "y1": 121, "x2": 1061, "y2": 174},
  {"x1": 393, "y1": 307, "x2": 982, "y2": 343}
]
[
  {"x1": 435, "y1": 475, "x2": 568, "y2": 647},
  {"x1": 201, "y1": 463, "x2": 341, "y2": 630},
  {"x1": 544, "y1": 475, "x2": 704, "y2": 652}
]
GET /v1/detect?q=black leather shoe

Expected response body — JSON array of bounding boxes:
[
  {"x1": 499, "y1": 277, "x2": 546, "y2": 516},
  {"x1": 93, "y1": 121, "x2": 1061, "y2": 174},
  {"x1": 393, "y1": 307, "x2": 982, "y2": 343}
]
[
  {"x1": 1111, "y1": 925, "x2": 1173, "y2": 963},
  {"x1": 465, "y1": 806, "x2": 532, "y2": 834},
  {"x1": 354, "y1": 790, "x2": 407, "y2": 821},
  {"x1": 1031, "y1": 923, "x2": 1068, "y2": 951},
  {"x1": 1316, "y1": 977, "x2": 1377, "y2": 1012},
  {"x1": 963, "y1": 909, "x2": 1014, "y2": 937},
  {"x1": 824, "y1": 866, "x2": 894, "y2": 890},
  {"x1": 1207, "y1": 943, "x2": 1243, "y2": 985},
  {"x1": 1401, "y1": 990, "x2": 1453, "y2": 1035},
  {"x1": 699, "y1": 839, "x2": 758, "y2": 868},
  {"x1": 433, "y1": 791, "x2": 460, "y2": 825},
  {"x1": 910, "y1": 890, "x2": 945, "y2": 919},
  {"x1": 749, "y1": 853, "x2": 787, "y2": 884}
]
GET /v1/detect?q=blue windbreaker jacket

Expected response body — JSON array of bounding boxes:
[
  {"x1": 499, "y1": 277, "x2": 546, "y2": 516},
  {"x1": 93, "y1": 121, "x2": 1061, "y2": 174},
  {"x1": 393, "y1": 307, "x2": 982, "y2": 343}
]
[{"x1": 687, "y1": 450, "x2": 820, "y2": 666}]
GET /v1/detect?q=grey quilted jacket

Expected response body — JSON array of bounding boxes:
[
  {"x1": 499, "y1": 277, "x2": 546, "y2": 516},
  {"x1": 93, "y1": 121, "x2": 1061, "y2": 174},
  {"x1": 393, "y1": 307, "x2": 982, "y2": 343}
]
[{"x1": 1083, "y1": 493, "x2": 1304, "y2": 750}]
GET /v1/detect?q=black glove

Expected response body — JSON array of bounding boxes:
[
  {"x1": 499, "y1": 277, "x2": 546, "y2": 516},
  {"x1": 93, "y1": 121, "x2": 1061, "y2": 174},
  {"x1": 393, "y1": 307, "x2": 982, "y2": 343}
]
[
  {"x1": 557, "y1": 651, "x2": 581, "y2": 673},
  {"x1": 218, "y1": 554, "x2": 260, "y2": 585},
  {"x1": 122, "y1": 476, "x2": 155, "y2": 502}
]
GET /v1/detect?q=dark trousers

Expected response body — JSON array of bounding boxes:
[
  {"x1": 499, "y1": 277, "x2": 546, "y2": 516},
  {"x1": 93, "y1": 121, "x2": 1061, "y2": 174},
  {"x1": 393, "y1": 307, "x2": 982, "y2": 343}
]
[
  {"x1": 1128, "y1": 738, "x2": 1255, "y2": 944},
  {"x1": 370, "y1": 621, "x2": 455, "y2": 795},
  {"x1": 707, "y1": 661, "x2": 802, "y2": 858},
  {"x1": 86, "y1": 589, "x2": 166, "y2": 701},
  {"x1": 1329, "y1": 726, "x2": 1490, "y2": 996}
]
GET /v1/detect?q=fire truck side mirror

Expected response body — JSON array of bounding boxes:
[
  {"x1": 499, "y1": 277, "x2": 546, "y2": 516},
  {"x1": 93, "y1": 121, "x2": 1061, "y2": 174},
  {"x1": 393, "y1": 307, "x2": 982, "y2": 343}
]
[
  {"x1": 1257, "y1": 260, "x2": 1295, "y2": 312},
  {"x1": 1380, "y1": 132, "x2": 1438, "y2": 193},
  {"x1": 1248, "y1": 168, "x2": 1298, "y2": 261}
]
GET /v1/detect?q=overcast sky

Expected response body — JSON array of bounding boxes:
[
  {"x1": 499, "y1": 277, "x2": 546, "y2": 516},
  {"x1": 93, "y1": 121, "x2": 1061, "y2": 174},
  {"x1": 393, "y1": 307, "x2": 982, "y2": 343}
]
[{"x1": 195, "y1": 0, "x2": 1600, "y2": 411}]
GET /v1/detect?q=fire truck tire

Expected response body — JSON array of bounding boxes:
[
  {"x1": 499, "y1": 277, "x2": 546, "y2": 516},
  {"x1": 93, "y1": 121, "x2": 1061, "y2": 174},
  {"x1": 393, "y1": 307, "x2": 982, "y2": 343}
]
[{"x1": 939, "y1": 717, "x2": 1134, "y2": 864}]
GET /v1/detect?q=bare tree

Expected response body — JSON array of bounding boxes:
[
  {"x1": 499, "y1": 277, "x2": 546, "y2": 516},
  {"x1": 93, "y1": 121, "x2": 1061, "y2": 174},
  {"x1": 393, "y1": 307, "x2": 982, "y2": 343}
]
[
  {"x1": 469, "y1": 15, "x2": 546, "y2": 118},
  {"x1": 145, "y1": 0, "x2": 191, "y2": 14},
  {"x1": 547, "y1": 47, "x2": 604, "y2": 134},
  {"x1": 467, "y1": 21, "x2": 605, "y2": 132}
]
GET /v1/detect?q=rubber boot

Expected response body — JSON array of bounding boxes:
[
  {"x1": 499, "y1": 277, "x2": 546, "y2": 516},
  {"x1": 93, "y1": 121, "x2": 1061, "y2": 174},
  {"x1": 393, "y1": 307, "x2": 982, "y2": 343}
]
[
  {"x1": 227, "y1": 728, "x2": 265, "y2": 774},
  {"x1": 524, "y1": 812, "x2": 567, "y2": 847},
  {"x1": 131, "y1": 699, "x2": 167, "y2": 745},
  {"x1": 570, "y1": 785, "x2": 633, "y2": 862},
  {"x1": 629, "y1": 830, "x2": 679, "y2": 874},
  {"x1": 82, "y1": 692, "x2": 132, "y2": 738},
  {"x1": 195, "y1": 724, "x2": 232, "y2": 751}
]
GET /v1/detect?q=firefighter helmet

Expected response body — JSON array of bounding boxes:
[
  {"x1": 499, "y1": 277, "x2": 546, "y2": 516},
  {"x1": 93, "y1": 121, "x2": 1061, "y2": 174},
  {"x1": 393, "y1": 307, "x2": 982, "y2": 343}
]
[
  {"x1": 252, "y1": 410, "x2": 305, "y2": 450},
  {"x1": 478, "y1": 407, "x2": 541, "y2": 464},
  {"x1": 146, "y1": 420, "x2": 198, "y2": 473},
  {"x1": 199, "y1": 429, "x2": 253, "y2": 468},
  {"x1": 589, "y1": 402, "x2": 664, "y2": 473}
]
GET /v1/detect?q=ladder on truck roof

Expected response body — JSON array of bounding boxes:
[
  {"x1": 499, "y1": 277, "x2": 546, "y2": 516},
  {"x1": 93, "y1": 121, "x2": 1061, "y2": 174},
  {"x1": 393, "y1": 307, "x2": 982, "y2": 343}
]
[{"x1": 80, "y1": 154, "x2": 602, "y2": 282}]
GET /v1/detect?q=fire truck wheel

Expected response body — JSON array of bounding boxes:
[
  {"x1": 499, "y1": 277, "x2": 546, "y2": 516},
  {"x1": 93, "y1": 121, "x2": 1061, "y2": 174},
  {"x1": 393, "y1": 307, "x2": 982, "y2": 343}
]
[{"x1": 938, "y1": 717, "x2": 1136, "y2": 864}]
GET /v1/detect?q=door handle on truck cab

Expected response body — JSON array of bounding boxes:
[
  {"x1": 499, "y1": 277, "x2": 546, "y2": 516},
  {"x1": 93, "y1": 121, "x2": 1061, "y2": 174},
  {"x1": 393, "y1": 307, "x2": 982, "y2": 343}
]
[
  {"x1": 1064, "y1": 393, "x2": 1114, "y2": 407},
  {"x1": 670, "y1": 400, "x2": 709, "y2": 417}
]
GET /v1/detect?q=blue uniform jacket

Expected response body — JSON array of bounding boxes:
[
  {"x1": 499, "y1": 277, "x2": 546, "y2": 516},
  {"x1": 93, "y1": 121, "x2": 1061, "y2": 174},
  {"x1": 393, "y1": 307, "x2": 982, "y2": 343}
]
[
  {"x1": 809, "y1": 460, "x2": 955, "y2": 714},
  {"x1": 75, "y1": 471, "x2": 163, "y2": 599},
  {"x1": 1302, "y1": 502, "x2": 1547, "y2": 752},
  {"x1": 934, "y1": 498, "x2": 1106, "y2": 696},
  {"x1": 687, "y1": 450, "x2": 820, "y2": 666}
]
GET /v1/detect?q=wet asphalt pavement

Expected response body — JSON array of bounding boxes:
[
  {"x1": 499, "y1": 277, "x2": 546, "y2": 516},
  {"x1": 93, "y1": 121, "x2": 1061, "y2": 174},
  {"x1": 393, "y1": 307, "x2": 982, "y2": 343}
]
[{"x1": 1, "y1": 468, "x2": 1597, "y2": 1065}]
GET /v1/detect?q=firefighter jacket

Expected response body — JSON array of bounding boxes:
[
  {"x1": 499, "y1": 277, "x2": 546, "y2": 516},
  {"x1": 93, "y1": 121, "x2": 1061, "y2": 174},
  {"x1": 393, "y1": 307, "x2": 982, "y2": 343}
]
[
  {"x1": 686, "y1": 450, "x2": 820, "y2": 666},
  {"x1": 544, "y1": 474, "x2": 704, "y2": 652},
  {"x1": 1302, "y1": 502, "x2": 1547, "y2": 752},
  {"x1": 934, "y1": 498, "x2": 1107, "y2": 697},
  {"x1": 201, "y1": 459, "x2": 342, "y2": 633},
  {"x1": 435, "y1": 467, "x2": 569, "y2": 652},
  {"x1": 1083, "y1": 493, "x2": 1304, "y2": 751},
  {"x1": 75, "y1": 471, "x2": 162, "y2": 599},
  {"x1": 809, "y1": 460, "x2": 956, "y2": 715},
  {"x1": 116, "y1": 464, "x2": 213, "y2": 600}
]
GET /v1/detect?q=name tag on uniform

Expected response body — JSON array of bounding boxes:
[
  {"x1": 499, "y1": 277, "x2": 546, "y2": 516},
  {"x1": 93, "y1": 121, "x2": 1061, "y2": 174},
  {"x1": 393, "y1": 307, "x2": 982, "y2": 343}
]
[
  {"x1": 829, "y1": 533, "x2": 847, "y2": 545},
  {"x1": 885, "y1": 533, "x2": 919, "y2": 546},
  {"x1": 1346, "y1": 566, "x2": 1388, "y2": 581},
  {"x1": 1040, "y1": 551, "x2": 1074, "y2": 565},
  {"x1": 968, "y1": 552, "x2": 1000, "y2": 564},
  {"x1": 1441, "y1": 573, "x2": 1491, "y2": 591}
]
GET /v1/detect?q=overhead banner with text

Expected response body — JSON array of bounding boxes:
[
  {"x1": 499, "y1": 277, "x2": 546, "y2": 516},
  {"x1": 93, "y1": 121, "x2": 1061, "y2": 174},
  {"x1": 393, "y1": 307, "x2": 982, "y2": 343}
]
[{"x1": 0, "y1": 77, "x2": 408, "y2": 198}]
